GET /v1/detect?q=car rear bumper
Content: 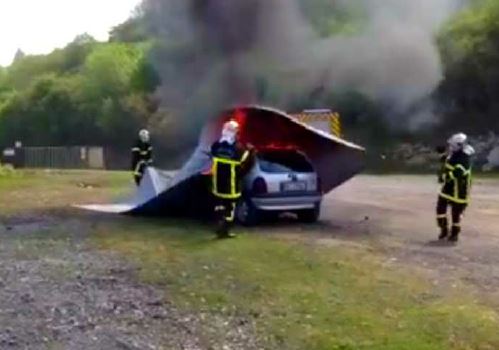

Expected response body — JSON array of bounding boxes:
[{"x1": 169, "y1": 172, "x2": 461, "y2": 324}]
[{"x1": 249, "y1": 194, "x2": 322, "y2": 211}]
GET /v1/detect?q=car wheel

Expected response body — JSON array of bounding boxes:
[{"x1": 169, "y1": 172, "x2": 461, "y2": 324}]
[
  {"x1": 236, "y1": 199, "x2": 260, "y2": 226},
  {"x1": 297, "y1": 203, "x2": 321, "y2": 223}
]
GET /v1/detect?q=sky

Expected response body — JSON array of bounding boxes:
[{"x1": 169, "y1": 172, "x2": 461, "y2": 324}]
[{"x1": 0, "y1": 0, "x2": 142, "y2": 67}]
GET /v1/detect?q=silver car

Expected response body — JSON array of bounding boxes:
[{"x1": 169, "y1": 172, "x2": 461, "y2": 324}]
[{"x1": 236, "y1": 149, "x2": 322, "y2": 225}]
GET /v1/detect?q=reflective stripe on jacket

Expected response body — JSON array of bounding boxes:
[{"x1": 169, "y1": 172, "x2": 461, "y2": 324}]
[
  {"x1": 131, "y1": 140, "x2": 153, "y2": 171},
  {"x1": 439, "y1": 150, "x2": 472, "y2": 204},
  {"x1": 211, "y1": 141, "x2": 251, "y2": 200}
]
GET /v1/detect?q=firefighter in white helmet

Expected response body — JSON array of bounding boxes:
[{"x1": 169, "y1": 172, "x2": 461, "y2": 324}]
[
  {"x1": 210, "y1": 120, "x2": 254, "y2": 238},
  {"x1": 436, "y1": 133, "x2": 475, "y2": 242},
  {"x1": 131, "y1": 129, "x2": 153, "y2": 186}
]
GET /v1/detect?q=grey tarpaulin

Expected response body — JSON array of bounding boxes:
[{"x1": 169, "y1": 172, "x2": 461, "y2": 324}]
[{"x1": 75, "y1": 105, "x2": 365, "y2": 217}]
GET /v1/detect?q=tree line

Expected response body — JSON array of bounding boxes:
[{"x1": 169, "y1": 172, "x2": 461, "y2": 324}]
[
  {"x1": 0, "y1": 0, "x2": 498, "y2": 166},
  {"x1": 0, "y1": 34, "x2": 160, "y2": 148},
  {"x1": 436, "y1": 0, "x2": 499, "y2": 134}
]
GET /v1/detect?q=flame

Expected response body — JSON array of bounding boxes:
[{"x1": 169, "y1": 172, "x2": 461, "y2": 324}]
[
  {"x1": 233, "y1": 108, "x2": 247, "y2": 130},
  {"x1": 229, "y1": 107, "x2": 248, "y2": 144},
  {"x1": 223, "y1": 107, "x2": 304, "y2": 153}
]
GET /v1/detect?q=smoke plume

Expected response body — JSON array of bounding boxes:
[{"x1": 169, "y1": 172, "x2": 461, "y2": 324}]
[{"x1": 142, "y1": 0, "x2": 465, "y2": 135}]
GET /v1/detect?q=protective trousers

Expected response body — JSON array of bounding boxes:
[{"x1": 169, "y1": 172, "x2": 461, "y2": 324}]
[
  {"x1": 214, "y1": 199, "x2": 236, "y2": 238},
  {"x1": 436, "y1": 196, "x2": 467, "y2": 241},
  {"x1": 134, "y1": 161, "x2": 147, "y2": 186}
]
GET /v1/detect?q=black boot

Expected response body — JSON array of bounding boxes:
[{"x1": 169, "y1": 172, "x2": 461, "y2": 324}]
[
  {"x1": 438, "y1": 227, "x2": 448, "y2": 240},
  {"x1": 214, "y1": 205, "x2": 226, "y2": 239},
  {"x1": 217, "y1": 221, "x2": 236, "y2": 239},
  {"x1": 449, "y1": 225, "x2": 460, "y2": 243},
  {"x1": 437, "y1": 217, "x2": 448, "y2": 240},
  {"x1": 216, "y1": 220, "x2": 229, "y2": 239}
]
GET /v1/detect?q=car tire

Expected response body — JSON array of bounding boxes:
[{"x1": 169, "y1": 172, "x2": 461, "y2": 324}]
[
  {"x1": 236, "y1": 199, "x2": 260, "y2": 226},
  {"x1": 297, "y1": 203, "x2": 321, "y2": 223}
]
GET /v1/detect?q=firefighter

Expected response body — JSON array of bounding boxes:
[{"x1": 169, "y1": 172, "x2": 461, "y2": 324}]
[
  {"x1": 131, "y1": 129, "x2": 153, "y2": 186},
  {"x1": 436, "y1": 133, "x2": 475, "y2": 242},
  {"x1": 210, "y1": 120, "x2": 254, "y2": 239}
]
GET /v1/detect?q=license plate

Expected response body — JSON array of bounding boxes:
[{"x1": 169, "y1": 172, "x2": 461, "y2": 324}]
[{"x1": 282, "y1": 181, "x2": 306, "y2": 192}]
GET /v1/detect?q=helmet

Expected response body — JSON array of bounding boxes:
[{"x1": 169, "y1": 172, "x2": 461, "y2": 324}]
[
  {"x1": 220, "y1": 120, "x2": 240, "y2": 144},
  {"x1": 139, "y1": 129, "x2": 150, "y2": 143},
  {"x1": 448, "y1": 132, "x2": 467, "y2": 152},
  {"x1": 223, "y1": 120, "x2": 239, "y2": 134}
]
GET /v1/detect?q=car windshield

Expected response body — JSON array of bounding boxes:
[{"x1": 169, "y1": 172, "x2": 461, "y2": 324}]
[{"x1": 257, "y1": 150, "x2": 314, "y2": 173}]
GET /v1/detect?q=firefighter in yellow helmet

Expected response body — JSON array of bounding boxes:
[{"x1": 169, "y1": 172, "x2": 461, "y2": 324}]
[
  {"x1": 436, "y1": 133, "x2": 475, "y2": 242},
  {"x1": 210, "y1": 120, "x2": 254, "y2": 239},
  {"x1": 131, "y1": 129, "x2": 153, "y2": 186}
]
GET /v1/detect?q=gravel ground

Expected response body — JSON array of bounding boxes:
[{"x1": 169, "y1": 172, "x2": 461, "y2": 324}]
[
  {"x1": 323, "y1": 175, "x2": 499, "y2": 307},
  {"x1": 0, "y1": 216, "x2": 260, "y2": 350}
]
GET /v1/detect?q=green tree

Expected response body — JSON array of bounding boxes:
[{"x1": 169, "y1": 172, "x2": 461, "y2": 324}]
[
  {"x1": 437, "y1": 0, "x2": 499, "y2": 131},
  {"x1": 82, "y1": 43, "x2": 142, "y2": 99},
  {"x1": 79, "y1": 43, "x2": 158, "y2": 147},
  {"x1": 61, "y1": 34, "x2": 98, "y2": 73},
  {"x1": 110, "y1": 17, "x2": 149, "y2": 43},
  {"x1": 4, "y1": 54, "x2": 60, "y2": 90},
  {"x1": 109, "y1": 3, "x2": 148, "y2": 43},
  {"x1": 131, "y1": 55, "x2": 161, "y2": 93},
  {"x1": 0, "y1": 74, "x2": 95, "y2": 146},
  {"x1": 0, "y1": 66, "x2": 7, "y2": 92}
]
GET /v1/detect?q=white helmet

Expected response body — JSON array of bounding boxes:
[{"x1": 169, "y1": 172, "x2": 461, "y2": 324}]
[
  {"x1": 139, "y1": 129, "x2": 150, "y2": 143},
  {"x1": 220, "y1": 120, "x2": 240, "y2": 144},
  {"x1": 448, "y1": 133, "x2": 467, "y2": 152}
]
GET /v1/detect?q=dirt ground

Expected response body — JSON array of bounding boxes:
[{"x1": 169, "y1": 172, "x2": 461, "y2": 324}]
[
  {"x1": 1, "y1": 173, "x2": 499, "y2": 348},
  {"x1": 322, "y1": 175, "x2": 499, "y2": 307},
  {"x1": 250, "y1": 175, "x2": 499, "y2": 310}
]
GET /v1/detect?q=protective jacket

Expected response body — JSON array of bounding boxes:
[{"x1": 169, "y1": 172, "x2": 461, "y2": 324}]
[
  {"x1": 131, "y1": 139, "x2": 153, "y2": 175},
  {"x1": 210, "y1": 141, "x2": 252, "y2": 200},
  {"x1": 439, "y1": 149, "x2": 472, "y2": 204}
]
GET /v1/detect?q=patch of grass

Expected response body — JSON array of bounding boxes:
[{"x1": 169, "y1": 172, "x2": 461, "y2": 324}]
[
  {"x1": 93, "y1": 220, "x2": 499, "y2": 350},
  {"x1": 0, "y1": 164, "x2": 18, "y2": 178},
  {"x1": 0, "y1": 170, "x2": 130, "y2": 214}
]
